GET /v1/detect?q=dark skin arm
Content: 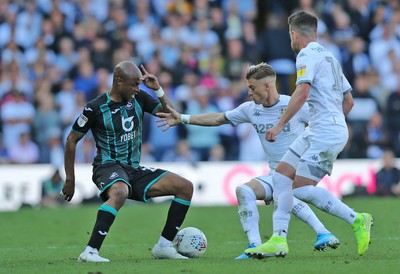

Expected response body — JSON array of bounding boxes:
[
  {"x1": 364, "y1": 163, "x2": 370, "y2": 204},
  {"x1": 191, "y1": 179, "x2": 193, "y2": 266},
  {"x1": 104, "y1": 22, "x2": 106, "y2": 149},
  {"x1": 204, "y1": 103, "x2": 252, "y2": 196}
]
[
  {"x1": 140, "y1": 65, "x2": 174, "y2": 113},
  {"x1": 61, "y1": 131, "x2": 84, "y2": 202}
]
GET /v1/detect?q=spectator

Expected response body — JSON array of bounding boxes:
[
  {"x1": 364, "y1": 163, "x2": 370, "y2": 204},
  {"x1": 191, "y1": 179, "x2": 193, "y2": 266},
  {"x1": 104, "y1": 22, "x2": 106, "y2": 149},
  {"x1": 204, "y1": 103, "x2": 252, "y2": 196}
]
[
  {"x1": 14, "y1": 0, "x2": 42, "y2": 50},
  {"x1": 73, "y1": 61, "x2": 98, "y2": 102},
  {"x1": 346, "y1": 74, "x2": 380, "y2": 147},
  {"x1": 8, "y1": 131, "x2": 39, "y2": 164},
  {"x1": 386, "y1": 85, "x2": 400, "y2": 156},
  {"x1": 363, "y1": 112, "x2": 390, "y2": 159},
  {"x1": 185, "y1": 87, "x2": 220, "y2": 161},
  {"x1": 41, "y1": 169, "x2": 64, "y2": 208},
  {"x1": 369, "y1": 21, "x2": 400, "y2": 92},
  {"x1": 256, "y1": 14, "x2": 296, "y2": 94},
  {"x1": 0, "y1": 134, "x2": 9, "y2": 164},
  {"x1": 342, "y1": 36, "x2": 371, "y2": 85},
  {"x1": 1, "y1": 90, "x2": 35, "y2": 149},
  {"x1": 33, "y1": 90, "x2": 61, "y2": 163},
  {"x1": 163, "y1": 139, "x2": 199, "y2": 164},
  {"x1": 375, "y1": 149, "x2": 400, "y2": 196},
  {"x1": 145, "y1": 71, "x2": 179, "y2": 162}
]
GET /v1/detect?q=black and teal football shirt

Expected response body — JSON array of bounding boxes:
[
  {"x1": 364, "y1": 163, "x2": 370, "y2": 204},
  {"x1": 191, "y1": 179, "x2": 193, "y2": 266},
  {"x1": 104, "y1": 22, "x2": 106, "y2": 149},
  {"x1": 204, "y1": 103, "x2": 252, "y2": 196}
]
[{"x1": 72, "y1": 90, "x2": 161, "y2": 168}]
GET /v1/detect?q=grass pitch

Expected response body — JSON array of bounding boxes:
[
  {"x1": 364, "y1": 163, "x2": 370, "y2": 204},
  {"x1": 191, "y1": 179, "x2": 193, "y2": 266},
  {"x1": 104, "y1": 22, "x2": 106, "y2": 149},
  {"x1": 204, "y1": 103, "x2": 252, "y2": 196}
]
[{"x1": 1, "y1": 197, "x2": 399, "y2": 274}]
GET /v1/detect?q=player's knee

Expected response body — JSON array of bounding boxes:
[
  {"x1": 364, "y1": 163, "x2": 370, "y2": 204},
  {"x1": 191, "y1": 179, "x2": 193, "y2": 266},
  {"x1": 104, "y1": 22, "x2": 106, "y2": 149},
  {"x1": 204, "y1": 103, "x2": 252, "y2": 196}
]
[
  {"x1": 178, "y1": 178, "x2": 193, "y2": 200},
  {"x1": 108, "y1": 184, "x2": 129, "y2": 206},
  {"x1": 236, "y1": 184, "x2": 256, "y2": 204}
]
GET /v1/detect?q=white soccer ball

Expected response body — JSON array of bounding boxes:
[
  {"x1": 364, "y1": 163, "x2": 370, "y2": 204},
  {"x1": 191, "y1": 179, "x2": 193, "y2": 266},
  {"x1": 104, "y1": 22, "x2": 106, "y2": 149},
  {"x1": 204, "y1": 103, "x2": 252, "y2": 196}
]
[{"x1": 173, "y1": 227, "x2": 207, "y2": 258}]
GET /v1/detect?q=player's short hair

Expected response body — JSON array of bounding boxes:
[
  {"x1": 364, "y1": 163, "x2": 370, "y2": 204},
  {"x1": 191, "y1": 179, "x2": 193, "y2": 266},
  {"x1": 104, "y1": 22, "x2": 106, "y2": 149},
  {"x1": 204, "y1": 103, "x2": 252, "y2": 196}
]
[
  {"x1": 288, "y1": 10, "x2": 318, "y2": 37},
  {"x1": 246, "y1": 62, "x2": 276, "y2": 80}
]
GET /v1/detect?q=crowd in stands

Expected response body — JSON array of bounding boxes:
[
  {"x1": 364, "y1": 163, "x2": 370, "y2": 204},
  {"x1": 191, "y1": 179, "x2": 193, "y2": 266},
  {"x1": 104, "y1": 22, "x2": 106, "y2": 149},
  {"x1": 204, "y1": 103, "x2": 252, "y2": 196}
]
[{"x1": 0, "y1": 0, "x2": 400, "y2": 169}]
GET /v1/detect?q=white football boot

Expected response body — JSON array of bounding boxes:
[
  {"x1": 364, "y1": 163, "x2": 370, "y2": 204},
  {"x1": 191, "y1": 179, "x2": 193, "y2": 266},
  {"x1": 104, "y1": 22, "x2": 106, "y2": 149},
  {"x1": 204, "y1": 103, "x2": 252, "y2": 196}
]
[
  {"x1": 77, "y1": 246, "x2": 110, "y2": 262},
  {"x1": 151, "y1": 242, "x2": 188, "y2": 259}
]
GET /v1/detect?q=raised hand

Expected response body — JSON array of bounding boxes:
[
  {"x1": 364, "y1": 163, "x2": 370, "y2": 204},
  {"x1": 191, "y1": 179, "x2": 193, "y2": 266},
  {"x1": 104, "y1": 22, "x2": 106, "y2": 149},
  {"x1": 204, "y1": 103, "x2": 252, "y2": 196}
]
[
  {"x1": 140, "y1": 64, "x2": 160, "y2": 90},
  {"x1": 156, "y1": 105, "x2": 181, "y2": 131}
]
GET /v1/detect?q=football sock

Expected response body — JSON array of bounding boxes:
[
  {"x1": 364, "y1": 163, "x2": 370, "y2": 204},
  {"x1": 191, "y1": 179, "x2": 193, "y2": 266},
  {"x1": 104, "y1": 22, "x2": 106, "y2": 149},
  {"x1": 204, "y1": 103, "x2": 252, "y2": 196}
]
[
  {"x1": 87, "y1": 204, "x2": 117, "y2": 250},
  {"x1": 291, "y1": 197, "x2": 330, "y2": 235},
  {"x1": 236, "y1": 184, "x2": 261, "y2": 246},
  {"x1": 156, "y1": 235, "x2": 171, "y2": 246},
  {"x1": 161, "y1": 198, "x2": 191, "y2": 241},
  {"x1": 271, "y1": 172, "x2": 293, "y2": 238},
  {"x1": 293, "y1": 185, "x2": 357, "y2": 224}
]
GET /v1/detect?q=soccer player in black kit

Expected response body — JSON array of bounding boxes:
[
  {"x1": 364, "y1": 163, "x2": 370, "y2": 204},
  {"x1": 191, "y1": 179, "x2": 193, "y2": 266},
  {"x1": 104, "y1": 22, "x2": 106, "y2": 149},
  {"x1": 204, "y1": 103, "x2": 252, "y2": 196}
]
[{"x1": 60, "y1": 61, "x2": 194, "y2": 262}]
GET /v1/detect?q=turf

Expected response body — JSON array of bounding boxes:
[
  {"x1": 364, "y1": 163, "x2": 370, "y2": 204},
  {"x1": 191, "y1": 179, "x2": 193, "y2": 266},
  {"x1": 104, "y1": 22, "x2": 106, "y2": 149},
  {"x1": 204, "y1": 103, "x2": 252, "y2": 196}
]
[{"x1": 1, "y1": 197, "x2": 399, "y2": 274}]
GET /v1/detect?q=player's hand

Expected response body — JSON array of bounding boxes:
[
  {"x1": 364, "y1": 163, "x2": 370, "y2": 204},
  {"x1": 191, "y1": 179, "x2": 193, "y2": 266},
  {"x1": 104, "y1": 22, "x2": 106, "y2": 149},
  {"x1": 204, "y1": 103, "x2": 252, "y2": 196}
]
[
  {"x1": 60, "y1": 178, "x2": 75, "y2": 202},
  {"x1": 265, "y1": 124, "x2": 284, "y2": 142},
  {"x1": 156, "y1": 105, "x2": 181, "y2": 131},
  {"x1": 140, "y1": 65, "x2": 160, "y2": 90}
]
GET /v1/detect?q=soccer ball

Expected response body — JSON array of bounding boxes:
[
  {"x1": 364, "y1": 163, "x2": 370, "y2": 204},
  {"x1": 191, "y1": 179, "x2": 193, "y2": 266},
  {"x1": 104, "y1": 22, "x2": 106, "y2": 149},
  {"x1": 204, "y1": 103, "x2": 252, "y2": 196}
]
[{"x1": 173, "y1": 227, "x2": 207, "y2": 258}]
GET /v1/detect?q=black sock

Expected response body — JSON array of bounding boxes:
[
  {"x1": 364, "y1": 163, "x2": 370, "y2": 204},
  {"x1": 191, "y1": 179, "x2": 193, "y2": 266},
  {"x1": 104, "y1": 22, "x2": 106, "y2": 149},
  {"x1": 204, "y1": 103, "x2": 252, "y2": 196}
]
[
  {"x1": 161, "y1": 199, "x2": 190, "y2": 241},
  {"x1": 88, "y1": 206, "x2": 117, "y2": 250}
]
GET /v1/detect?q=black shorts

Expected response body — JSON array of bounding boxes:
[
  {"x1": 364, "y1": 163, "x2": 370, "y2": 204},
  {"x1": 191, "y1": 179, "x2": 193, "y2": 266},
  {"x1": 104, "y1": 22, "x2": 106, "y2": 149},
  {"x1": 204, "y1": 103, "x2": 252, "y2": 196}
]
[{"x1": 92, "y1": 163, "x2": 168, "y2": 202}]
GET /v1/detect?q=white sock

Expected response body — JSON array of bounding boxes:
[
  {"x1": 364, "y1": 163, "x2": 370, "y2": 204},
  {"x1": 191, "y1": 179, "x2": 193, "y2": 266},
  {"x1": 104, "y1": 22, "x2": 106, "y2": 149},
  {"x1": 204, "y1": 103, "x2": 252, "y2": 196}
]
[
  {"x1": 271, "y1": 172, "x2": 293, "y2": 238},
  {"x1": 236, "y1": 185, "x2": 261, "y2": 246},
  {"x1": 292, "y1": 197, "x2": 330, "y2": 235},
  {"x1": 293, "y1": 185, "x2": 357, "y2": 224},
  {"x1": 157, "y1": 236, "x2": 171, "y2": 246}
]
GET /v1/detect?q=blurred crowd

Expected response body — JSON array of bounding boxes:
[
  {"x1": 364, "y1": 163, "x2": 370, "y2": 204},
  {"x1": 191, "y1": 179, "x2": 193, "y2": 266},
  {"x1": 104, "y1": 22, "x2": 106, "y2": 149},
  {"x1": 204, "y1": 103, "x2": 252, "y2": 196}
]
[{"x1": 0, "y1": 0, "x2": 400, "y2": 168}]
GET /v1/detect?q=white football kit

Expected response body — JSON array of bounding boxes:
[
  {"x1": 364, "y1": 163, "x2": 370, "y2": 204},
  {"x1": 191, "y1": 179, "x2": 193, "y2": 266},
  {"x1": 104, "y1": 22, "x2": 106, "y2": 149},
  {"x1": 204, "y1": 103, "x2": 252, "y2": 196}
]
[
  {"x1": 284, "y1": 41, "x2": 352, "y2": 180},
  {"x1": 225, "y1": 95, "x2": 309, "y2": 200}
]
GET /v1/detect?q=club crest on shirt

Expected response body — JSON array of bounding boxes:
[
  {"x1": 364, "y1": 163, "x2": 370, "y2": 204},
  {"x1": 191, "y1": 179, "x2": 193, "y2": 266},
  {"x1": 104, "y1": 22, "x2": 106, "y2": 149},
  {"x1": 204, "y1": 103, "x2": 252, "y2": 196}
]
[
  {"x1": 126, "y1": 101, "x2": 133, "y2": 110},
  {"x1": 77, "y1": 113, "x2": 88, "y2": 127},
  {"x1": 297, "y1": 65, "x2": 306, "y2": 77},
  {"x1": 279, "y1": 107, "x2": 287, "y2": 118}
]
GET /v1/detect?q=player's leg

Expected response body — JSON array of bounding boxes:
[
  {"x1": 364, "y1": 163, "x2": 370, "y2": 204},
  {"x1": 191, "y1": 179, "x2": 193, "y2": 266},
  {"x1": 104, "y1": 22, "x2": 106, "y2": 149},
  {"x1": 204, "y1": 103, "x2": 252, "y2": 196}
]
[
  {"x1": 79, "y1": 164, "x2": 131, "y2": 263},
  {"x1": 245, "y1": 131, "x2": 309, "y2": 259},
  {"x1": 144, "y1": 170, "x2": 193, "y2": 259},
  {"x1": 235, "y1": 177, "x2": 273, "y2": 259},
  {"x1": 291, "y1": 197, "x2": 339, "y2": 251},
  {"x1": 245, "y1": 163, "x2": 295, "y2": 259},
  {"x1": 293, "y1": 135, "x2": 372, "y2": 255}
]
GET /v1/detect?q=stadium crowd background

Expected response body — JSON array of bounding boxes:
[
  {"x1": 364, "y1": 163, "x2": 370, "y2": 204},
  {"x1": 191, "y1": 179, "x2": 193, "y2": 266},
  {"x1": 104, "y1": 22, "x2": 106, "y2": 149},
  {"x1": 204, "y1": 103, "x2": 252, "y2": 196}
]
[{"x1": 0, "y1": 0, "x2": 400, "y2": 168}]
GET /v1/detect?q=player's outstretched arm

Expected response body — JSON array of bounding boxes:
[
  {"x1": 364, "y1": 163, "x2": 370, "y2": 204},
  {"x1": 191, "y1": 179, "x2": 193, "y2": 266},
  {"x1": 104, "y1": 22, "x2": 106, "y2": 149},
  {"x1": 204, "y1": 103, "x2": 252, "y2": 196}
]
[{"x1": 156, "y1": 105, "x2": 228, "y2": 131}]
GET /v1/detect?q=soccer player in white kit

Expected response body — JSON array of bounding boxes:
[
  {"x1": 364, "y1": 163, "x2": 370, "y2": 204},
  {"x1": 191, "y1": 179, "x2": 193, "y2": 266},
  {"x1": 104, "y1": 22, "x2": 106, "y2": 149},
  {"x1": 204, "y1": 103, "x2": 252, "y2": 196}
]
[
  {"x1": 156, "y1": 62, "x2": 340, "y2": 259},
  {"x1": 245, "y1": 11, "x2": 373, "y2": 259}
]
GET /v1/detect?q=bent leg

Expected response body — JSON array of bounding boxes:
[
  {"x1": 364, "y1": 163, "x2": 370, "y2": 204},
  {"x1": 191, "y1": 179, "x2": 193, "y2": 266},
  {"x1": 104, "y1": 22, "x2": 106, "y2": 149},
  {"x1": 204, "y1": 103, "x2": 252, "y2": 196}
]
[
  {"x1": 292, "y1": 197, "x2": 330, "y2": 235},
  {"x1": 236, "y1": 179, "x2": 271, "y2": 246},
  {"x1": 272, "y1": 162, "x2": 297, "y2": 238},
  {"x1": 147, "y1": 172, "x2": 193, "y2": 241}
]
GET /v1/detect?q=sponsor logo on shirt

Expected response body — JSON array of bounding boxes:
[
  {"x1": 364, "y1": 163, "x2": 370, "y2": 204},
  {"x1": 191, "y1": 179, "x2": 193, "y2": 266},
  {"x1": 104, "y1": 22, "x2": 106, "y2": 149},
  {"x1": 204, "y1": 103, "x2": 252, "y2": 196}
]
[
  {"x1": 297, "y1": 65, "x2": 306, "y2": 77},
  {"x1": 109, "y1": 172, "x2": 119, "y2": 179},
  {"x1": 252, "y1": 110, "x2": 261, "y2": 116}
]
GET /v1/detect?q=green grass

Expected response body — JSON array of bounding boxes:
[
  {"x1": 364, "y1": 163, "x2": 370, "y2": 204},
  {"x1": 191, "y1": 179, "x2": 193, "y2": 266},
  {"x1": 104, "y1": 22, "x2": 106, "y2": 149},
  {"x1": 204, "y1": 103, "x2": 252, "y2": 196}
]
[{"x1": 1, "y1": 197, "x2": 399, "y2": 274}]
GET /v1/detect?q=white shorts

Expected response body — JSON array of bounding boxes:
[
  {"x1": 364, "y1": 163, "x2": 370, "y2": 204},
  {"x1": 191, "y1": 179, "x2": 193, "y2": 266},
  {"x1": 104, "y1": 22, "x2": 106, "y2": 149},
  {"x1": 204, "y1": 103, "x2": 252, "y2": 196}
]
[
  {"x1": 254, "y1": 172, "x2": 274, "y2": 203},
  {"x1": 281, "y1": 126, "x2": 348, "y2": 181}
]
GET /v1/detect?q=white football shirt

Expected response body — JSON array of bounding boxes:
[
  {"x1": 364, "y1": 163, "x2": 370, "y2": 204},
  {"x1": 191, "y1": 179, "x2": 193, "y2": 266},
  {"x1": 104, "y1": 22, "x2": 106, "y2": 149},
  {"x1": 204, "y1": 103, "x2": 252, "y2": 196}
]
[
  {"x1": 225, "y1": 95, "x2": 309, "y2": 170},
  {"x1": 296, "y1": 42, "x2": 352, "y2": 129}
]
